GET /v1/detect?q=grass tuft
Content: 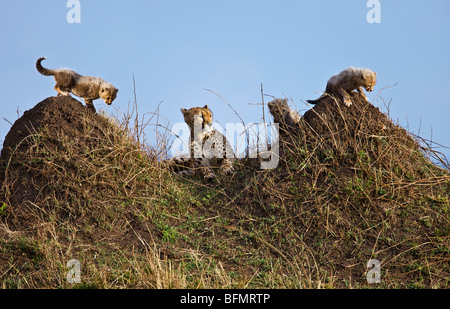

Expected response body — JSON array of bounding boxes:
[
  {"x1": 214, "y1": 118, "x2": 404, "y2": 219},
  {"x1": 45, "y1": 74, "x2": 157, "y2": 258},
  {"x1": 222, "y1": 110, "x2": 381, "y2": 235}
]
[{"x1": 0, "y1": 91, "x2": 449, "y2": 288}]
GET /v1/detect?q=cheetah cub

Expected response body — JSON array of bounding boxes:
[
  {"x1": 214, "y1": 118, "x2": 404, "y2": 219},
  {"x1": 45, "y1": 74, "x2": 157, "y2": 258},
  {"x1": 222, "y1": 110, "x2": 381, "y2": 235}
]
[
  {"x1": 268, "y1": 98, "x2": 301, "y2": 128},
  {"x1": 307, "y1": 67, "x2": 377, "y2": 107},
  {"x1": 36, "y1": 57, "x2": 118, "y2": 112},
  {"x1": 170, "y1": 105, "x2": 235, "y2": 181}
]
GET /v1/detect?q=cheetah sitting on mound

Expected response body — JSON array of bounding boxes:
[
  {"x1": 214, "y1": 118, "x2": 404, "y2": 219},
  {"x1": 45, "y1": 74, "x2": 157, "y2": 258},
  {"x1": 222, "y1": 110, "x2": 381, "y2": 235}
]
[
  {"x1": 170, "y1": 105, "x2": 235, "y2": 181},
  {"x1": 307, "y1": 67, "x2": 377, "y2": 107}
]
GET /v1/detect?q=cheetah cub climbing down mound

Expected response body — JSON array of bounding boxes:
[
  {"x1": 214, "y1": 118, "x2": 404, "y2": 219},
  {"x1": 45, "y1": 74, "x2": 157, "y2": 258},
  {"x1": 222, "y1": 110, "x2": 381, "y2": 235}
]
[
  {"x1": 307, "y1": 67, "x2": 377, "y2": 107},
  {"x1": 170, "y1": 105, "x2": 235, "y2": 181},
  {"x1": 36, "y1": 57, "x2": 118, "y2": 112}
]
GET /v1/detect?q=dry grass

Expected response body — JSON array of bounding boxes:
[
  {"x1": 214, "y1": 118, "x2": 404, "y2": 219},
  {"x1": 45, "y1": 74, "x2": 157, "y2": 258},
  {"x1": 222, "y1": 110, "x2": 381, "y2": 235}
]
[{"x1": 0, "y1": 91, "x2": 449, "y2": 289}]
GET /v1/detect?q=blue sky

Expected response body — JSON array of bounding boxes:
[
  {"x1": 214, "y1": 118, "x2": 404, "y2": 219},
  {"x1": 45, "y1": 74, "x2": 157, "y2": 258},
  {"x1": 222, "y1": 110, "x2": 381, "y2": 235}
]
[{"x1": 1, "y1": 1, "x2": 449, "y2": 163}]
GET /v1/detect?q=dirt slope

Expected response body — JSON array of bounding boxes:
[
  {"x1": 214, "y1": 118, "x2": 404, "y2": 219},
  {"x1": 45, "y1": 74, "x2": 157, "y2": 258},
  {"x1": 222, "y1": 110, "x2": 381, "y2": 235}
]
[
  {"x1": 0, "y1": 94, "x2": 448, "y2": 288},
  {"x1": 1, "y1": 96, "x2": 94, "y2": 160}
]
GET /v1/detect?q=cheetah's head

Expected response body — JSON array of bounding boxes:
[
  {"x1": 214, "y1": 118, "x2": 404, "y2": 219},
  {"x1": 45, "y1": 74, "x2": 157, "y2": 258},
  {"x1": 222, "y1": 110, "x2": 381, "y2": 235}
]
[
  {"x1": 362, "y1": 70, "x2": 377, "y2": 92},
  {"x1": 268, "y1": 98, "x2": 289, "y2": 123},
  {"x1": 268, "y1": 98, "x2": 300, "y2": 125},
  {"x1": 100, "y1": 84, "x2": 119, "y2": 105},
  {"x1": 180, "y1": 105, "x2": 213, "y2": 134}
]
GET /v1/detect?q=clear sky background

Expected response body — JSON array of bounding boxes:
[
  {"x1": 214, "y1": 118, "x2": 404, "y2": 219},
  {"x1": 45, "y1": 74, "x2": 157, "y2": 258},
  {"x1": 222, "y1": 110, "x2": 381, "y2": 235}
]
[{"x1": 0, "y1": 1, "x2": 449, "y2": 163}]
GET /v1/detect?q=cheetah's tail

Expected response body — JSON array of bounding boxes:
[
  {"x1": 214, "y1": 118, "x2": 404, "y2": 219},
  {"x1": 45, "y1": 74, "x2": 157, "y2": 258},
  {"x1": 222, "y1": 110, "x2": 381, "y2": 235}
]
[{"x1": 36, "y1": 57, "x2": 55, "y2": 76}]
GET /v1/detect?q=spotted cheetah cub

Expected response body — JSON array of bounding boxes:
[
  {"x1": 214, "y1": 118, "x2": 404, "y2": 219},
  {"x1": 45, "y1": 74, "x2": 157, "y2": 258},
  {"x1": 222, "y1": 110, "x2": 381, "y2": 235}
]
[
  {"x1": 170, "y1": 105, "x2": 235, "y2": 181},
  {"x1": 268, "y1": 98, "x2": 301, "y2": 128},
  {"x1": 36, "y1": 57, "x2": 118, "y2": 112},
  {"x1": 307, "y1": 67, "x2": 377, "y2": 107}
]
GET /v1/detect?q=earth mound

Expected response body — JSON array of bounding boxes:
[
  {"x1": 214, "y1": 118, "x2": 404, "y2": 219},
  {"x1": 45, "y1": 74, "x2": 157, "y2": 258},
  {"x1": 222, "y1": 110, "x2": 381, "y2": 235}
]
[
  {"x1": 0, "y1": 93, "x2": 448, "y2": 289},
  {"x1": 214, "y1": 92, "x2": 450, "y2": 287},
  {"x1": 1, "y1": 96, "x2": 95, "y2": 161},
  {"x1": 0, "y1": 96, "x2": 118, "y2": 217},
  {"x1": 298, "y1": 92, "x2": 427, "y2": 177}
]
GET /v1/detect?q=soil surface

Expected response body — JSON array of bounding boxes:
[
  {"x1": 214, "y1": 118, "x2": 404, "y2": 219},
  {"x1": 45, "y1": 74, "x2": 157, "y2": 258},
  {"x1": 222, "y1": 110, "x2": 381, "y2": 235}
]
[{"x1": 1, "y1": 96, "x2": 94, "y2": 161}]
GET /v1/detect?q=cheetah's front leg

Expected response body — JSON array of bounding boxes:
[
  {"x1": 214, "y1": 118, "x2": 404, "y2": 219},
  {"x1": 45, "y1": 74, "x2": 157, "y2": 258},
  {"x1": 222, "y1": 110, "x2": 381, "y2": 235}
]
[
  {"x1": 338, "y1": 88, "x2": 352, "y2": 107},
  {"x1": 220, "y1": 158, "x2": 234, "y2": 175},
  {"x1": 356, "y1": 86, "x2": 369, "y2": 101},
  {"x1": 84, "y1": 99, "x2": 96, "y2": 113},
  {"x1": 195, "y1": 158, "x2": 215, "y2": 181}
]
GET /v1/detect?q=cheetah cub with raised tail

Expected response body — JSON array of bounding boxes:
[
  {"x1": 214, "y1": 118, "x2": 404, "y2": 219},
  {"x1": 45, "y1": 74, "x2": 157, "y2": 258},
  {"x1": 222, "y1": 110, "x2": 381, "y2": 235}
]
[
  {"x1": 170, "y1": 105, "x2": 235, "y2": 181},
  {"x1": 36, "y1": 57, "x2": 118, "y2": 112},
  {"x1": 307, "y1": 67, "x2": 377, "y2": 107}
]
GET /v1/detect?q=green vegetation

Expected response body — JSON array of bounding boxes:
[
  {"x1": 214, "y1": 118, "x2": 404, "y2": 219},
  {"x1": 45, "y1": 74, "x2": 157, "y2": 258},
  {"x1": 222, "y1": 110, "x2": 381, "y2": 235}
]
[{"x1": 0, "y1": 94, "x2": 449, "y2": 288}]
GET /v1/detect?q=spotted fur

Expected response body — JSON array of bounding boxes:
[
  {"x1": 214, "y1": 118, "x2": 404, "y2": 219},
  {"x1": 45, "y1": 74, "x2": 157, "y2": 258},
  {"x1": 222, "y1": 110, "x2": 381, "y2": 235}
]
[
  {"x1": 36, "y1": 57, "x2": 118, "y2": 112},
  {"x1": 170, "y1": 105, "x2": 235, "y2": 181},
  {"x1": 268, "y1": 98, "x2": 301, "y2": 128}
]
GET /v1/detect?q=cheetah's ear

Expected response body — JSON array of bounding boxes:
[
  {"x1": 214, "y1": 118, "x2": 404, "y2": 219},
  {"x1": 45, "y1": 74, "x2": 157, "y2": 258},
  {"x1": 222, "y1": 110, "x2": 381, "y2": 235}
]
[
  {"x1": 181, "y1": 108, "x2": 187, "y2": 114},
  {"x1": 203, "y1": 105, "x2": 209, "y2": 109}
]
